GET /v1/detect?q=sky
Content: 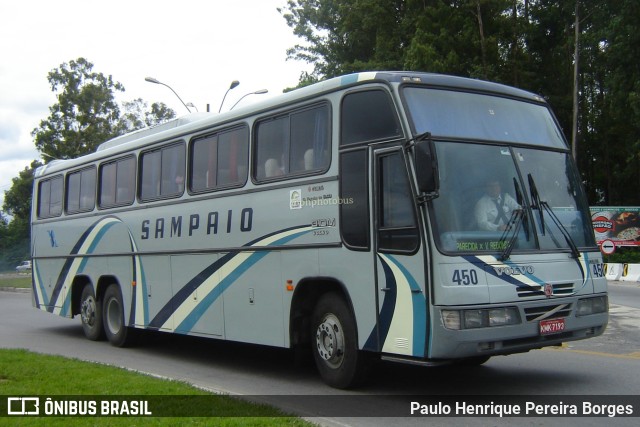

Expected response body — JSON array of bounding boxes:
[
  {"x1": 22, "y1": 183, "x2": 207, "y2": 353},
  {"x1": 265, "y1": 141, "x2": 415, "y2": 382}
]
[{"x1": 0, "y1": 0, "x2": 311, "y2": 213}]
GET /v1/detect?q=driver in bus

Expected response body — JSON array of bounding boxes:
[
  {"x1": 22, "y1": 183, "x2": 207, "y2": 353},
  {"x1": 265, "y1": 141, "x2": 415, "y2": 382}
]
[{"x1": 474, "y1": 179, "x2": 520, "y2": 231}]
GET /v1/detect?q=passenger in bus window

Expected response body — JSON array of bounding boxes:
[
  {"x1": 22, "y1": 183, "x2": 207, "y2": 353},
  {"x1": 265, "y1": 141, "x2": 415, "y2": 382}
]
[
  {"x1": 175, "y1": 175, "x2": 185, "y2": 192},
  {"x1": 265, "y1": 158, "x2": 284, "y2": 177},
  {"x1": 474, "y1": 179, "x2": 519, "y2": 231}
]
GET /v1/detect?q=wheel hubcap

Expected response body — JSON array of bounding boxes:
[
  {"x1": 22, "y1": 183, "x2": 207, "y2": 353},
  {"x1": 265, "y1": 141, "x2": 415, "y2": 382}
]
[
  {"x1": 106, "y1": 297, "x2": 122, "y2": 335},
  {"x1": 80, "y1": 296, "x2": 96, "y2": 327},
  {"x1": 315, "y1": 314, "x2": 345, "y2": 368}
]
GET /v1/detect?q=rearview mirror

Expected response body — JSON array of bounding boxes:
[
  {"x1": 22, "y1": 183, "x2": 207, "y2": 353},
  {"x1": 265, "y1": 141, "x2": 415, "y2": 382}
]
[{"x1": 415, "y1": 138, "x2": 439, "y2": 195}]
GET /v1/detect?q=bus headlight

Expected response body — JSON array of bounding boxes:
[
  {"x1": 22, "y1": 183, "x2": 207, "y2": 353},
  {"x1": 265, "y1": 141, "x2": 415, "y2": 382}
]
[
  {"x1": 442, "y1": 307, "x2": 520, "y2": 330},
  {"x1": 576, "y1": 296, "x2": 608, "y2": 316},
  {"x1": 442, "y1": 310, "x2": 461, "y2": 330}
]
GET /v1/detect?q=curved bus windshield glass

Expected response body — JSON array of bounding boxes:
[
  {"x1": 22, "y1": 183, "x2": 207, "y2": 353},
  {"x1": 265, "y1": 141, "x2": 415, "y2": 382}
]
[
  {"x1": 429, "y1": 142, "x2": 595, "y2": 255},
  {"x1": 403, "y1": 88, "x2": 566, "y2": 149},
  {"x1": 515, "y1": 148, "x2": 595, "y2": 249}
]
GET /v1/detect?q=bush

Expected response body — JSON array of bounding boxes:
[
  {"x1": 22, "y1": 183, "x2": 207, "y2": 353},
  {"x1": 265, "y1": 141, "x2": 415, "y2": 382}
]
[{"x1": 603, "y1": 247, "x2": 640, "y2": 264}]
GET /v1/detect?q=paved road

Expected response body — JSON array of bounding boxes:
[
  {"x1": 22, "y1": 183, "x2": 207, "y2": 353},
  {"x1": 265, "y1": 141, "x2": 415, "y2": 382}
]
[
  {"x1": 0, "y1": 285, "x2": 638, "y2": 426},
  {"x1": 608, "y1": 280, "x2": 640, "y2": 309}
]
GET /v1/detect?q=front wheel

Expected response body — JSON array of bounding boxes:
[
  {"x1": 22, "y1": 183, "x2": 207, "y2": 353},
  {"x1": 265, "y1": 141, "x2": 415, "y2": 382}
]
[
  {"x1": 80, "y1": 284, "x2": 104, "y2": 341},
  {"x1": 102, "y1": 284, "x2": 135, "y2": 347},
  {"x1": 311, "y1": 293, "x2": 368, "y2": 389}
]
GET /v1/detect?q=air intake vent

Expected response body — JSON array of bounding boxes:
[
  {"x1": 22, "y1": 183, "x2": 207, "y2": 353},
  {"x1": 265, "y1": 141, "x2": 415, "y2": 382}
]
[{"x1": 524, "y1": 303, "x2": 572, "y2": 322}]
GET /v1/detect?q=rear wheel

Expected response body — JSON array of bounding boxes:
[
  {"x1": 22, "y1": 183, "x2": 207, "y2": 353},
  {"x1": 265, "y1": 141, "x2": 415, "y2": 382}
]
[
  {"x1": 311, "y1": 293, "x2": 368, "y2": 389},
  {"x1": 80, "y1": 284, "x2": 104, "y2": 341},
  {"x1": 103, "y1": 284, "x2": 135, "y2": 347}
]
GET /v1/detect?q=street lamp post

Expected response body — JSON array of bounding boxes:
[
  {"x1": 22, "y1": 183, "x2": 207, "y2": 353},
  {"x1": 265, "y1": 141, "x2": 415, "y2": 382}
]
[
  {"x1": 218, "y1": 80, "x2": 240, "y2": 113},
  {"x1": 230, "y1": 89, "x2": 268, "y2": 110},
  {"x1": 145, "y1": 77, "x2": 192, "y2": 113}
]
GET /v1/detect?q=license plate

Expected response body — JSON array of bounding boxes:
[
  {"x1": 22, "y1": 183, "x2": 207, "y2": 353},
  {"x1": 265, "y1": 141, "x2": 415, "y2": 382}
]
[{"x1": 539, "y1": 318, "x2": 565, "y2": 335}]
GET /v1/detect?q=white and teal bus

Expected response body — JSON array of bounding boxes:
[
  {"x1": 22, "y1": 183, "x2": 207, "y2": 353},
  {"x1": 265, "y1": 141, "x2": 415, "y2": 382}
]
[{"x1": 31, "y1": 72, "x2": 608, "y2": 388}]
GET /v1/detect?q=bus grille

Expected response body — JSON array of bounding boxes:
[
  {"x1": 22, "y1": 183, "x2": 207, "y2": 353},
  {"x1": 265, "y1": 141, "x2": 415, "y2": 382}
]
[
  {"x1": 517, "y1": 282, "x2": 574, "y2": 298},
  {"x1": 524, "y1": 303, "x2": 572, "y2": 322}
]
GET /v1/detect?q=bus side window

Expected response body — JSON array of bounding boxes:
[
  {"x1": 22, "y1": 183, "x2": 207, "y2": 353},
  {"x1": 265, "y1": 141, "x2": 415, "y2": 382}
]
[
  {"x1": 254, "y1": 103, "x2": 330, "y2": 182},
  {"x1": 340, "y1": 150, "x2": 370, "y2": 250},
  {"x1": 341, "y1": 90, "x2": 401, "y2": 146},
  {"x1": 37, "y1": 175, "x2": 63, "y2": 218},
  {"x1": 100, "y1": 156, "x2": 135, "y2": 208},
  {"x1": 290, "y1": 106, "x2": 329, "y2": 173},
  {"x1": 66, "y1": 167, "x2": 96, "y2": 214},
  {"x1": 191, "y1": 126, "x2": 249, "y2": 192},
  {"x1": 377, "y1": 151, "x2": 419, "y2": 252},
  {"x1": 255, "y1": 116, "x2": 288, "y2": 180},
  {"x1": 140, "y1": 143, "x2": 185, "y2": 201}
]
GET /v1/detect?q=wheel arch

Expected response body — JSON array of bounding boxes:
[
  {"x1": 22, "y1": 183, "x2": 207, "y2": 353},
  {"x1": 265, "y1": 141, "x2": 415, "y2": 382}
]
[
  {"x1": 96, "y1": 275, "x2": 121, "y2": 304},
  {"x1": 289, "y1": 276, "x2": 356, "y2": 348}
]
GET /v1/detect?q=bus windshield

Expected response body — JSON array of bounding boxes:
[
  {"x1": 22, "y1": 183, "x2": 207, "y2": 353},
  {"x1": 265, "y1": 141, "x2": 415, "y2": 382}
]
[
  {"x1": 426, "y1": 142, "x2": 596, "y2": 255},
  {"x1": 403, "y1": 87, "x2": 566, "y2": 149}
]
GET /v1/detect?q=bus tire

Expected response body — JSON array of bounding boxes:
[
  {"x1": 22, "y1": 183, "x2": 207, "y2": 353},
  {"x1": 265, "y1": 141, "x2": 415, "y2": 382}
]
[
  {"x1": 80, "y1": 284, "x2": 104, "y2": 341},
  {"x1": 103, "y1": 284, "x2": 135, "y2": 347},
  {"x1": 311, "y1": 292, "x2": 367, "y2": 389}
]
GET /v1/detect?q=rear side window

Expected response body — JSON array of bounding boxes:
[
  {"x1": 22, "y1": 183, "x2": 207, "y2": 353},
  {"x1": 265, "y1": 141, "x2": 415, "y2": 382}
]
[
  {"x1": 140, "y1": 143, "x2": 185, "y2": 201},
  {"x1": 341, "y1": 90, "x2": 402, "y2": 145},
  {"x1": 190, "y1": 125, "x2": 249, "y2": 192},
  {"x1": 66, "y1": 167, "x2": 96, "y2": 214},
  {"x1": 37, "y1": 175, "x2": 63, "y2": 218},
  {"x1": 99, "y1": 156, "x2": 136, "y2": 208},
  {"x1": 254, "y1": 104, "x2": 330, "y2": 181},
  {"x1": 339, "y1": 150, "x2": 370, "y2": 249}
]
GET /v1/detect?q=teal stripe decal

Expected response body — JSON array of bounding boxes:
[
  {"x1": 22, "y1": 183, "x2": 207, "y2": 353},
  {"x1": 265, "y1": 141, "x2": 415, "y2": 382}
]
[
  {"x1": 175, "y1": 229, "x2": 313, "y2": 333},
  {"x1": 386, "y1": 254, "x2": 427, "y2": 357}
]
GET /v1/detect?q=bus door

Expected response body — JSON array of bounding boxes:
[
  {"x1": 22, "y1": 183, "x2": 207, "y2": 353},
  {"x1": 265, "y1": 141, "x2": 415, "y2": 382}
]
[{"x1": 372, "y1": 147, "x2": 429, "y2": 359}]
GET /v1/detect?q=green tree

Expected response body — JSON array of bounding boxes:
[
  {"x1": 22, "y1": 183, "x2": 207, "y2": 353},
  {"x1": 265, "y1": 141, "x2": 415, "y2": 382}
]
[
  {"x1": 118, "y1": 98, "x2": 176, "y2": 134},
  {"x1": 32, "y1": 58, "x2": 125, "y2": 161},
  {"x1": 281, "y1": 0, "x2": 640, "y2": 206},
  {"x1": 0, "y1": 161, "x2": 40, "y2": 270},
  {"x1": 281, "y1": 0, "x2": 407, "y2": 80},
  {"x1": 2, "y1": 161, "x2": 41, "y2": 221},
  {"x1": 1, "y1": 58, "x2": 177, "y2": 265},
  {"x1": 31, "y1": 58, "x2": 176, "y2": 162},
  {"x1": 597, "y1": 0, "x2": 640, "y2": 205}
]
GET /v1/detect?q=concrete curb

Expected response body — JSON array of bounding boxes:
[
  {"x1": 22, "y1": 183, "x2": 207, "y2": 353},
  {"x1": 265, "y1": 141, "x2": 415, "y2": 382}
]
[{"x1": 0, "y1": 287, "x2": 31, "y2": 294}]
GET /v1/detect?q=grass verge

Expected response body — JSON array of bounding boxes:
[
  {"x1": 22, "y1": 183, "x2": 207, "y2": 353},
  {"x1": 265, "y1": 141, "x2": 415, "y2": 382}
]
[
  {"x1": 0, "y1": 349, "x2": 314, "y2": 426},
  {"x1": 0, "y1": 274, "x2": 31, "y2": 288}
]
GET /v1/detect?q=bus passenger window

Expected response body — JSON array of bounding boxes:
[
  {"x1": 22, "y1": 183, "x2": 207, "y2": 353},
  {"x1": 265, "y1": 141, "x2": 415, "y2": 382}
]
[
  {"x1": 140, "y1": 143, "x2": 185, "y2": 201},
  {"x1": 66, "y1": 167, "x2": 96, "y2": 214},
  {"x1": 217, "y1": 127, "x2": 248, "y2": 186},
  {"x1": 255, "y1": 116, "x2": 287, "y2": 180},
  {"x1": 254, "y1": 103, "x2": 330, "y2": 182},
  {"x1": 37, "y1": 175, "x2": 63, "y2": 218},
  {"x1": 190, "y1": 126, "x2": 248, "y2": 192},
  {"x1": 290, "y1": 106, "x2": 329, "y2": 174},
  {"x1": 99, "y1": 156, "x2": 135, "y2": 208}
]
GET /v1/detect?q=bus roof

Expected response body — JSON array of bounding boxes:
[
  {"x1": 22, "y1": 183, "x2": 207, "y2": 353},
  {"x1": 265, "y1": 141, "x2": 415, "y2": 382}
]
[{"x1": 34, "y1": 71, "x2": 545, "y2": 178}]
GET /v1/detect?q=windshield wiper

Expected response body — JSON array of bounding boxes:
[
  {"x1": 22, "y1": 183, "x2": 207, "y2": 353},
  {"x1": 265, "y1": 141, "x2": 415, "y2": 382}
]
[
  {"x1": 527, "y1": 174, "x2": 580, "y2": 259},
  {"x1": 527, "y1": 173, "x2": 544, "y2": 235},
  {"x1": 512, "y1": 177, "x2": 529, "y2": 241},
  {"x1": 497, "y1": 179, "x2": 530, "y2": 261},
  {"x1": 499, "y1": 208, "x2": 524, "y2": 261},
  {"x1": 540, "y1": 201, "x2": 580, "y2": 258}
]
